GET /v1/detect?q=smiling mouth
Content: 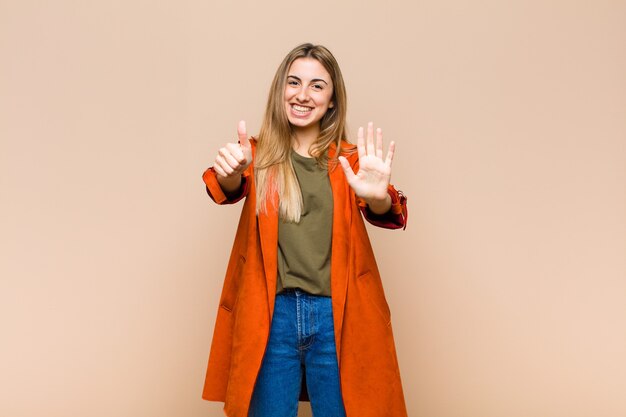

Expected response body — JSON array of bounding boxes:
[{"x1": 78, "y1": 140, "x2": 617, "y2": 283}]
[{"x1": 291, "y1": 104, "x2": 313, "y2": 115}]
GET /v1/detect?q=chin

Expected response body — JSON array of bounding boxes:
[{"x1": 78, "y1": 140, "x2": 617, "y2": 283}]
[{"x1": 288, "y1": 117, "x2": 314, "y2": 128}]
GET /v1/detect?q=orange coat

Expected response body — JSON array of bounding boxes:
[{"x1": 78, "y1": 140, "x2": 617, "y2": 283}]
[{"x1": 201, "y1": 140, "x2": 409, "y2": 417}]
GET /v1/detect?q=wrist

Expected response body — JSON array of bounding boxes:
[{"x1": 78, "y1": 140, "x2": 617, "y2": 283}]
[
  {"x1": 364, "y1": 193, "x2": 392, "y2": 215},
  {"x1": 216, "y1": 172, "x2": 243, "y2": 194}
]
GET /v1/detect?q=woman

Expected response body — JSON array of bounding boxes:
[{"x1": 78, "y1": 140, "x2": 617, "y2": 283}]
[{"x1": 201, "y1": 43, "x2": 408, "y2": 417}]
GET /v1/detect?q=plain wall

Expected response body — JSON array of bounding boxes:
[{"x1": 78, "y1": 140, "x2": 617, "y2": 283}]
[{"x1": 1, "y1": 1, "x2": 625, "y2": 416}]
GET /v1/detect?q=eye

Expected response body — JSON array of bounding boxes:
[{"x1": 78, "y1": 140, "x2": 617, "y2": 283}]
[
  {"x1": 312, "y1": 84, "x2": 323, "y2": 90},
  {"x1": 287, "y1": 79, "x2": 299, "y2": 86}
]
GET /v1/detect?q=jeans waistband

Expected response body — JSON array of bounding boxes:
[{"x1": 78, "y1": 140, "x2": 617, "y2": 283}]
[{"x1": 277, "y1": 288, "x2": 331, "y2": 299}]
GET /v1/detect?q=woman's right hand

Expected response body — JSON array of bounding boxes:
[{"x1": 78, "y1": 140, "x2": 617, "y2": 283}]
[{"x1": 213, "y1": 121, "x2": 252, "y2": 193}]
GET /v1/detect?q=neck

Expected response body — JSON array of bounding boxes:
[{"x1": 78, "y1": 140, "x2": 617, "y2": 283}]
[{"x1": 291, "y1": 124, "x2": 320, "y2": 157}]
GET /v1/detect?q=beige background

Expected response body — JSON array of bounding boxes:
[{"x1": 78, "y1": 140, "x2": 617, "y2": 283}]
[{"x1": 1, "y1": 1, "x2": 625, "y2": 416}]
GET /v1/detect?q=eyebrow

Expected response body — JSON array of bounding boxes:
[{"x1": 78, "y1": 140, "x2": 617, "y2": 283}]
[{"x1": 287, "y1": 75, "x2": 329, "y2": 85}]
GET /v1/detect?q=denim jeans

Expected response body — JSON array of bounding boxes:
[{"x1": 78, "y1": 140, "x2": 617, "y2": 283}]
[{"x1": 248, "y1": 289, "x2": 347, "y2": 417}]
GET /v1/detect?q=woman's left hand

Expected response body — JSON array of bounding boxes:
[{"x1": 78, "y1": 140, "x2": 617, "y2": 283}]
[{"x1": 338, "y1": 122, "x2": 394, "y2": 214}]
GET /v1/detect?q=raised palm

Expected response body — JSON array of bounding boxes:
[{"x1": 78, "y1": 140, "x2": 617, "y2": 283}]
[{"x1": 338, "y1": 122, "x2": 395, "y2": 202}]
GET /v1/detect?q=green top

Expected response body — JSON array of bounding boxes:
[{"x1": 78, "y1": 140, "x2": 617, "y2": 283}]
[{"x1": 277, "y1": 150, "x2": 333, "y2": 296}]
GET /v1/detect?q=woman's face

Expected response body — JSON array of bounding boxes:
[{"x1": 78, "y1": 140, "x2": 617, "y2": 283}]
[{"x1": 284, "y1": 57, "x2": 334, "y2": 130}]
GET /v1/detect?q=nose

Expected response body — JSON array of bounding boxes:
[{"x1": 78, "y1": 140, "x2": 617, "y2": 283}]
[{"x1": 296, "y1": 86, "x2": 310, "y2": 102}]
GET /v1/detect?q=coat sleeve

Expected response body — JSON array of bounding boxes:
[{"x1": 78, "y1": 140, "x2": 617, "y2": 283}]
[
  {"x1": 202, "y1": 167, "x2": 250, "y2": 204},
  {"x1": 357, "y1": 185, "x2": 408, "y2": 230}
]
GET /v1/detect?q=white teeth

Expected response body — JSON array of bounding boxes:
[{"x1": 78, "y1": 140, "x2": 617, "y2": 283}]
[{"x1": 292, "y1": 104, "x2": 313, "y2": 112}]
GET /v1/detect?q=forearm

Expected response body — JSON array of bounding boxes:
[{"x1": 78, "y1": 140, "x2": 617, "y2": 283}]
[
  {"x1": 217, "y1": 173, "x2": 243, "y2": 196},
  {"x1": 203, "y1": 167, "x2": 249, "y2": 205}
]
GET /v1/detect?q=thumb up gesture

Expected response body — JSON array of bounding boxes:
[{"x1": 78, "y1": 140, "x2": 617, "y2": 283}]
[
  {"x1": 213, "y1": 121, "x2": 252, "y2": 193},
  {"x1": 213, "y1": 120, "x2": 252, "y2": 179}
]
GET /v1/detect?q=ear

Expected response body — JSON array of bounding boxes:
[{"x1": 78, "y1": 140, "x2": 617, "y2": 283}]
[{"x1": 329, "y1": 101, "x2": 335, "y2": 109}]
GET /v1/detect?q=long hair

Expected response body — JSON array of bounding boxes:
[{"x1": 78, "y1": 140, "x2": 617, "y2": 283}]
[{"x1": 255, "y1": 43, "x2": 349, "y2": 222}]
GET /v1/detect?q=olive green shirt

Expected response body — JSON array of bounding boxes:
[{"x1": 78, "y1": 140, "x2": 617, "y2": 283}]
[{"x1": 277, "y1": 151, "x2": 333, "y2": 296}]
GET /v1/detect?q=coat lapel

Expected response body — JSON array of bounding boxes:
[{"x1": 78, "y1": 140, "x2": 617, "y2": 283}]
[
  {"x1": 249, "y1": 141, "x2": 279, "y2": 321},
  {"x1": 328, "y1": 144, "x2": 352, "y2": 362}
]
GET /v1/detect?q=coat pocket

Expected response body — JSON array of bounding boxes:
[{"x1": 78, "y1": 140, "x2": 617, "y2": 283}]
[{"x1": 357, "y1": 271, "x2": 392, "y2": 326}]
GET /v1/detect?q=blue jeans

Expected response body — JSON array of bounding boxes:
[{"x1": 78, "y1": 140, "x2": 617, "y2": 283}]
[{"x1": 248, "y1": 289, "x2": 347, "y2": 417}]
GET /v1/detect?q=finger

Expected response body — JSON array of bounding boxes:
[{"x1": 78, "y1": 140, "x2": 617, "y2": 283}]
[
  {"x1": 356, "y1": 127, "x2": 365, "y2": 159},
  {"x1": 385, "y1": 141, "x2": 395, "y2": 167},
  {"x1": 366, "y1": 122, "x2": 375, "y2": 156},
  {"x1": 213, "y1": 163, "x2": 228, "y2": 178},
  {"x1": 376, "y1": 128, "x2": 383, "y2": 159},
  {"x1": 219, "y1": 147, "x2": 244, "y2": 169},
  {"x1": 338, "y1": 156, "x2": 357, "y2": 183},
  {"x1": 215, "y1": 155, "x2": 234, "y2": 176},
  {"x1": 237, "y1": 120, "x2": 251, "y2": 150},
  {"x1": 226, "y1": 142, "x2": 245, "y2": 163}
]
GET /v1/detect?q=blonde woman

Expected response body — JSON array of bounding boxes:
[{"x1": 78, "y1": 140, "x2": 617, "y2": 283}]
[{"x1": 202, "y1": 43, "x2": 408, "y2": 417}]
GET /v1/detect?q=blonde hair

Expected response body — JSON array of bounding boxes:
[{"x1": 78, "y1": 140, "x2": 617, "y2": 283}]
[{"x1": 255, "y1": 43, "x2": 349, "y2": 222}]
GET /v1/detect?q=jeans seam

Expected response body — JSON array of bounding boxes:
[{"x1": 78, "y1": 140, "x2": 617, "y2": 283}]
[
  {"x1": 298, "y1": 292, "x2": 315, "y2": 352},
  {"x1": 296, "y1": 292, "x2": 302, "y2": 344}
]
